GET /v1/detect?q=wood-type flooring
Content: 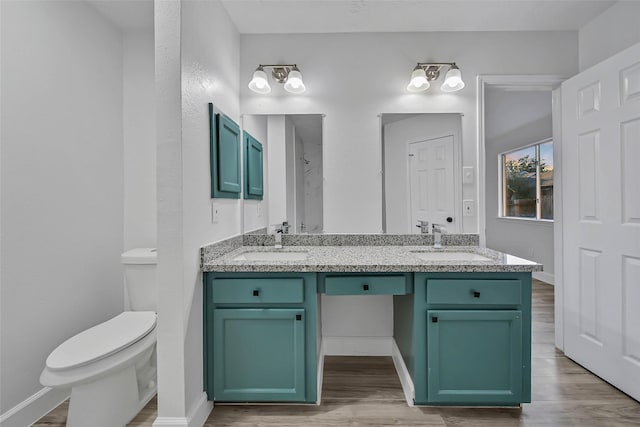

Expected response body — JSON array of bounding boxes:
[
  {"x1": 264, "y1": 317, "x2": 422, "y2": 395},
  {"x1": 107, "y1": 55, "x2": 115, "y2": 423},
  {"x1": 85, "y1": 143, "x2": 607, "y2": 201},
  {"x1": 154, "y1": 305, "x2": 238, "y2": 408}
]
[{"x1": 34, "y1": 280, "x2": 640, "y2": 426}]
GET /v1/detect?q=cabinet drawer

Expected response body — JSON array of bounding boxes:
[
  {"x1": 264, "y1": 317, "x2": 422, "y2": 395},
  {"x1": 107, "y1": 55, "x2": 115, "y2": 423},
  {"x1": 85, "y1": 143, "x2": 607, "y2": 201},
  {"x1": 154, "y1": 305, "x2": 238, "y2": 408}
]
[
  {"x1": 427, "y1": 279, "x2": 521, "y2": 306},
  {"x1": 324, "y1": 275, "x2": 408, "y2": 295},
  {"x1": 212, "y1": 278, "x2": 304, "y2": 304}
]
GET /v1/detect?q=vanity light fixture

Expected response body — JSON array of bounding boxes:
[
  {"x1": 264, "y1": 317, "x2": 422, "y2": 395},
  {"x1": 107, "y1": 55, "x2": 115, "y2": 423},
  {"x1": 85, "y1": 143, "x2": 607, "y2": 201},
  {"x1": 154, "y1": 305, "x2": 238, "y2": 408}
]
[
  {"x1": 407, "y1": 62, "x2": 465, "y2": 93},
  {"x1": 248, "y1": 64, "x2": 306, "y2": 94}
]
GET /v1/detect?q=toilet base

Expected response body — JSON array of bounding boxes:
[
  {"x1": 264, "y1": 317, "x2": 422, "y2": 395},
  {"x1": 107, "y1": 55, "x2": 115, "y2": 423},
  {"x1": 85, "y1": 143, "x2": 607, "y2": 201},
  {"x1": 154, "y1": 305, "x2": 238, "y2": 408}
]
[{"x1": 66, "y1": 361, "x2": 156, "y2": 427}]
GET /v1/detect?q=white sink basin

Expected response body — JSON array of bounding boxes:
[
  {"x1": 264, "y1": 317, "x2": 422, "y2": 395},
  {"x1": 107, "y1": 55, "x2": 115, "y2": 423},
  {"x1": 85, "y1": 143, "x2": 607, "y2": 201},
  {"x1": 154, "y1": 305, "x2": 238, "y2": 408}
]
[
  {"x1": 233, "y1": 251, "x2": 309, "y2": 261},
  {"x1": 410, "y1": 251, "x2": 492, "y2": 262}
]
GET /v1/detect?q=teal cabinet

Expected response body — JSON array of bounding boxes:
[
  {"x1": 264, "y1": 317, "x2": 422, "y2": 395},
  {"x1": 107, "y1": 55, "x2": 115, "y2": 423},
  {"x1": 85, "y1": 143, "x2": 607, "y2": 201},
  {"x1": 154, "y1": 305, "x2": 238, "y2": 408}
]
[
  {"x1": 427, "y1": 310, "x2": 522, "y2": 404},
  {"x1": 204, "y1": 273, "x2": 318, "y2": 403},
  {"x1": 408, "y1": 272, "x2": 531, "y2": 406},
  {"x1": 213, "y1": 308, "x2": 306, "y2": 402},
  {"x1": 209, "y1": 104, "x2": 241, "y2": 199},
  {"x1": 244, "y1": 132, "x2": 263, "y2": 200}
]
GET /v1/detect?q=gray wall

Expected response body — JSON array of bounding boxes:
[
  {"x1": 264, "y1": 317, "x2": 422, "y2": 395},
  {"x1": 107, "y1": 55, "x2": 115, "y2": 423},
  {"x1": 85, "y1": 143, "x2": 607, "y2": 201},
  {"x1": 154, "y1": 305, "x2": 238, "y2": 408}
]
[
  {"x1": 1, "y1": 0, "x2": 125, "y2": 414},
  {"x1": 485, "y1": 88, "x2": 554, "y2": 283}
]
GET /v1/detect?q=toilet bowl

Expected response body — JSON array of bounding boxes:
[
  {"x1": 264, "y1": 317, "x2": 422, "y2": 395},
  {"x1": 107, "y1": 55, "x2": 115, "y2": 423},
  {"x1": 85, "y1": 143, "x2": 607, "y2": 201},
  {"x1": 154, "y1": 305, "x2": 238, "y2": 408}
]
[{"x1": 40, "y1": 248, "x2": 157, "y2": 427}]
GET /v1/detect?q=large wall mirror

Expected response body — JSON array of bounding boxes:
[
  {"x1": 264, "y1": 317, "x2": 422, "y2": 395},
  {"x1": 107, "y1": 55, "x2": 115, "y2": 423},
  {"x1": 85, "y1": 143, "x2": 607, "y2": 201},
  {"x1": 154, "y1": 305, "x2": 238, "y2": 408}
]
[
  {"x1": 381, "y1": 113, "x2": 463, "y2": 234},
  {"x1": 242, "y1": 114, "x2": 323, "y2": 234}
]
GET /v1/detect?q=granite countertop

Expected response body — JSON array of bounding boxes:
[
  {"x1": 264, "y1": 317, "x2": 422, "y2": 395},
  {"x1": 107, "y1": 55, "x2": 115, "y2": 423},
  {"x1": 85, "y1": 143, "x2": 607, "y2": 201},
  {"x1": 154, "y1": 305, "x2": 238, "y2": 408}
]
[{"x1": 202, "y1": 244, "x2": 543, "y2": 273}]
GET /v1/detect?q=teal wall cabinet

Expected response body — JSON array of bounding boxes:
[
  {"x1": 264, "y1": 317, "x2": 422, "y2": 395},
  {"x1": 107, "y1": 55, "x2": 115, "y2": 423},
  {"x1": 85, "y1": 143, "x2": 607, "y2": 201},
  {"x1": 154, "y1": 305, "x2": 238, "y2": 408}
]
[
  {"x1": 244, "y1": 132, "x2": 263, "y2": 200},
  {"x1": 409, "y1": 272, "x2": 531, "y2": 406},
  {"x1": 204, "y1": 273, "x2": 318, "y2": 403},
  {"x1": 209, "y1": 104, "x2": 241, "y2": 199}
]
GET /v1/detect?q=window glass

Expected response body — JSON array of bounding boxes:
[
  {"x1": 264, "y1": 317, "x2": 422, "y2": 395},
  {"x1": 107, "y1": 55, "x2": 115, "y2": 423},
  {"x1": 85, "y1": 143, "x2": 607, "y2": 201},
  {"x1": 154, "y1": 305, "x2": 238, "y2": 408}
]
[
  {"x1": 503, "y1": 146, "x2": 537, "y2": 218},
  {"x1": 500, "y1": 140, "x2": 554, "y2": 221}
]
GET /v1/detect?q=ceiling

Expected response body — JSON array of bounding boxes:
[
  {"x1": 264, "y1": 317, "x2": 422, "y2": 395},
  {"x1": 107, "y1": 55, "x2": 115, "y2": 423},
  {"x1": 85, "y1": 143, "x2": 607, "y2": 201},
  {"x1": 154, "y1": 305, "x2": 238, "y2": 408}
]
[
  {"x1": 86, "y1": 0, "x2": 615, "y2": 34},
  {"x1": 221, "y1": 0, "x2": 615, "y2": 34},
  {"x1": 86, "y1": 0, "x2": 153, "y2": 31}
]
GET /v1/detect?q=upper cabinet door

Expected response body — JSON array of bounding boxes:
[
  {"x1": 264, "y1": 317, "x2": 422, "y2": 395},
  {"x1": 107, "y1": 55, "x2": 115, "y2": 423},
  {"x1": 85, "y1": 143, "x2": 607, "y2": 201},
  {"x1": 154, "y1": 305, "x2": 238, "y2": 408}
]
[
  {"x1": 209, "y1": 104, "x2": 241, "y2": 199},
  {"x1": 244, "y1": 132, "x2": 264, "y2": 200}
]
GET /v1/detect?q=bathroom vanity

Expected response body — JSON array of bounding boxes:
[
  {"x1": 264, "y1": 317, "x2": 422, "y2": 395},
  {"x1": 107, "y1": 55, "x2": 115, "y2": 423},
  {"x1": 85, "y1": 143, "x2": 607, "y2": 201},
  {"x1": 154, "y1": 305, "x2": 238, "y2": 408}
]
[{"x1": 201, "y1": 234, "x2": 541, "y2": 407}]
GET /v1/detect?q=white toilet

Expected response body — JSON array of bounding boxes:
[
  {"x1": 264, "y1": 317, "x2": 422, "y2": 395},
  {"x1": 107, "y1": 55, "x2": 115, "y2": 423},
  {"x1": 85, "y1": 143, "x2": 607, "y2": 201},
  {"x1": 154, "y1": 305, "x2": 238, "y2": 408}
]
[{"x1": 40, "y1": 248, "x2": 158, "y2": 427}]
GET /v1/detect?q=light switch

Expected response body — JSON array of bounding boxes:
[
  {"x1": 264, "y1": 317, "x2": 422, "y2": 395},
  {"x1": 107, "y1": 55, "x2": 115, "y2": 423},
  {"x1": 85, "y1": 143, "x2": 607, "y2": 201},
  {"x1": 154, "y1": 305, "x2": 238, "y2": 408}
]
[
  {"x1": 463, "y1": 200, "x2": 474, "y2": 217},
  {"x1": 463, "y1": 166, "x2": 474, "y2": 184}
]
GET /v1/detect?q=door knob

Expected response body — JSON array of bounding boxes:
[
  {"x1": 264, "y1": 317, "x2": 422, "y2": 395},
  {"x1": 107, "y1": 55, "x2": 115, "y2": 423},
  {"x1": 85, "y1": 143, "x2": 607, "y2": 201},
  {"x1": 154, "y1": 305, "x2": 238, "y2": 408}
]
[{"x1": 446, "y1": 217, "x2": 453, "y2": 223}]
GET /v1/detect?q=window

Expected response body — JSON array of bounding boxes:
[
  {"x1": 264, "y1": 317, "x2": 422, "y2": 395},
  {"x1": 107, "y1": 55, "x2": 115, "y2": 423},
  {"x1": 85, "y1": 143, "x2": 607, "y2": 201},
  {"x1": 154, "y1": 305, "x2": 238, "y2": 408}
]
[{"x1": 500, "y1": 139, "x2": 553, "y2": 220}]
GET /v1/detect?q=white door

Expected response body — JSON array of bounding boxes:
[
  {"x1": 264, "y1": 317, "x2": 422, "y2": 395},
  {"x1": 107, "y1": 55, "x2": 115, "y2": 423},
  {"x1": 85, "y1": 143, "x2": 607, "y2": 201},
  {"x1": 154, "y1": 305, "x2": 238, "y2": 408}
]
[
  {"x1": 562, "y1": 42, "x2": 640, "y2": 401},
  {"x1": 408, "y1": 135, "x2": 458, "y2": 234}
]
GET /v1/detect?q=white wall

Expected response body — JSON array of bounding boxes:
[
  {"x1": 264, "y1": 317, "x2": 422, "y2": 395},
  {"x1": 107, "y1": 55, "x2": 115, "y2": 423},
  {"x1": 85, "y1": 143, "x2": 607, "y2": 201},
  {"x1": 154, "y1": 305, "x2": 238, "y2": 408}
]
[
  {"x1": 154, "y1": 0, "x2": 240, "y2": 423},
  {"x1": 484, "y1": 88, "x2": 554, "y2": 282},
  {"x1": 579, "y1": 1, "x2": 640, "y2": 71},
  {"x1": 383, "y1": 114, "x2": 462, "y2": 234},
  {"x1": 1, "y1": 0, "x2": 124, "y2": 419},
  {"x1": 124, "y1": 31, "x2": 156, "y2": 250},
  {"x1": 240, "y1": 31, "x2": 579, "y2": 233},
  {"x1": 242, "y1": 114, "x2": 268, "y2": 232}
]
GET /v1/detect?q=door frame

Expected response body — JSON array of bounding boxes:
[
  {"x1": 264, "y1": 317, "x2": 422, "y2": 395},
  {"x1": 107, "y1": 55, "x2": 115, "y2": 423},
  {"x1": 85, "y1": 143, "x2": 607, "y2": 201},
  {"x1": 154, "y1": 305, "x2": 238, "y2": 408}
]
[
  {"x1": 476, "y1": 74, "x2": 567, "y2": 349},
  {"x1": 406, "y1": 131, "x2": 462, "y2": 234}
]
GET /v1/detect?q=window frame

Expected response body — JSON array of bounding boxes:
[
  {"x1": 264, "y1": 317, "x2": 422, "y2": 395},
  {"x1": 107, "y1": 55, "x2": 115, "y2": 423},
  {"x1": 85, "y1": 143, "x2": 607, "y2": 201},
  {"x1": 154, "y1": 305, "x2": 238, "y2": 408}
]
[{"x1": 498, "y1": 137, "x2": 553, "y2": 222}]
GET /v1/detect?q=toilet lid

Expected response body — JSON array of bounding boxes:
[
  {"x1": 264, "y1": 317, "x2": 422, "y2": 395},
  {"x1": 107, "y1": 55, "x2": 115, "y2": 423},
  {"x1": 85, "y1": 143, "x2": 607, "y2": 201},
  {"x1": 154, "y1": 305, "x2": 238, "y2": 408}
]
[{"x1": 46, "y1": 312, "x2": 157, "y2": 371}]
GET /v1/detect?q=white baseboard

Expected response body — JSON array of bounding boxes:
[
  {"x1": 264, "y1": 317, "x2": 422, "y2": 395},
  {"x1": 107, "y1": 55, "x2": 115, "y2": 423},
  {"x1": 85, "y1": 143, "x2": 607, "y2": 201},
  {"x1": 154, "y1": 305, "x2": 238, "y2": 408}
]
[
  {"x1": 391, "y1": 340, "x2": 414, "y2": 407},
  {"x1": 187, "y1": 392, "x2": 212, "y2": 427},
  {"x1": 152, "y1": 392, "x2": 212, "y2": 427},
  {"x1": 533, "y1": 271, "x2": 554, "y2": 285},
  {"x1": 322, "y1": 336, "x2": 393, "y2": 356},
  {"x1": 0, "y1": 387, "x2": 69, "y2": 427},
  {"x1": 152, "y1": 417, "x2": 188, "y2": 427}
]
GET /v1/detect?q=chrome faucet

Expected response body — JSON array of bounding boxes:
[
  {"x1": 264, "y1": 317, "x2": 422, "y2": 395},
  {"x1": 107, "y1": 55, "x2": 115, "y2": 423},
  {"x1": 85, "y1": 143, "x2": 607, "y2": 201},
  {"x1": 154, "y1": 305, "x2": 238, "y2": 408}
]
[
  {"x1": 271, "y1": 221, "x2": 290, "y2": 249},
  {"x1": 416, "y1": 220, "x2": 429, "y2": 234},
  {"x1": 432, "y1": 224, "x2": 445, "y2": 249},
  {"x1": 271, "y1": 223, "x2": 284, "y2": 249}
]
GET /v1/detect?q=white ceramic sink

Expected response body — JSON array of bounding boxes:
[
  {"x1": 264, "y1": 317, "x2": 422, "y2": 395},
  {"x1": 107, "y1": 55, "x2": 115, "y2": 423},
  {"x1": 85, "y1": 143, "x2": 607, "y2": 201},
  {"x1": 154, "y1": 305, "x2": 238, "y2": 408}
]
[
  {"x1": 233, "y1": 251, "x2": 309, "y2": 261},
  {"x1": 410, "y1": 251, "x2": 492, "y2": 262}
]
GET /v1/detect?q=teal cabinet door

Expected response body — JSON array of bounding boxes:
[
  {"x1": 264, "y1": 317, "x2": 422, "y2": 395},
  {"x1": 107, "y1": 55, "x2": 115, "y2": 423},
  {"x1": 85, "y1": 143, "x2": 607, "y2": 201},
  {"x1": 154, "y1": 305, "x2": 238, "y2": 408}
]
[
  {"x1": 427, "y1": 310, "x2": 522, "y2": 404},
  {"x1": 209, "y1": 105, "x2": 241, "y2": 199},
  {"x1": 213, "y1": 308, "x2": 306, "y2": 402},
  {"x1": 244, "y1": 132, "x2": 263, "y2": 200}
]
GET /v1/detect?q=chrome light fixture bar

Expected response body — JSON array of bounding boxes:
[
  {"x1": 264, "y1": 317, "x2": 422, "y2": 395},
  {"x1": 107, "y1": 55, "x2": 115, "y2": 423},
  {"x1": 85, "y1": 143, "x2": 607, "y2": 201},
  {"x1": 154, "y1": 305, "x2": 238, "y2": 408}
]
[
  {"x1": 248, "y1": 64, "x2": 306, "y2": 94},
  {"x1": 407, "y1": 62, "x2": 465, "y2": 93}
]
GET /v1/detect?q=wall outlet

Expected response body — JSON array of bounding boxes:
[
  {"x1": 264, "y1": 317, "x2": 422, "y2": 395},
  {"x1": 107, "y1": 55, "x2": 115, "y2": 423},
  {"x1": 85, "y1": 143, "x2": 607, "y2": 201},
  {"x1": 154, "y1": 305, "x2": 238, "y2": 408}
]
[
  {"x1": 212, "y1": 202, "x2": 220, "y2": 223},
  {"x1": 463, "y1": 200, "x2": 474, "y2": 217},
  {"x1": 463, "y1": 166, "x2": 474, "y2": 184}
]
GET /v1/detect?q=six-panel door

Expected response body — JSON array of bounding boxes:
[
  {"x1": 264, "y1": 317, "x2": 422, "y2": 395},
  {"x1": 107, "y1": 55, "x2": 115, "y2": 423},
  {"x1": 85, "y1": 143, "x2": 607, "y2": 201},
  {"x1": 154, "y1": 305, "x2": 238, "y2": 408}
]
[
  {"x1": 213, "y1": 308, "x2": 306, "y2": 402},
  {"x1": 427, "y1": 309, "x2": 523, "y2": 404}
]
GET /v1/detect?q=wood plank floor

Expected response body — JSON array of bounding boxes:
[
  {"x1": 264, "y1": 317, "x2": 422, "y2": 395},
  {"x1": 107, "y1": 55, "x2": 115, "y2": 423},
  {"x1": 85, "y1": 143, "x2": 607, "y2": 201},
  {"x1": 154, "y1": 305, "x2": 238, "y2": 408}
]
[{"x1": 34, "y1": 280, "x2": 640, "y2": 426}]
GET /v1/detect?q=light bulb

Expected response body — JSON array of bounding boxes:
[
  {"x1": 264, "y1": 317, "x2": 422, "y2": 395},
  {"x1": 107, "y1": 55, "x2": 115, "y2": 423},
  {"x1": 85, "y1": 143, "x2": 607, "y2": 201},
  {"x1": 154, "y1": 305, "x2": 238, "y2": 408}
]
[
  {"x1": 441, "y1": 65, "x2": 465, "y2": 92},
  {"x1": 284, "y1": 66, "x2": 306, "y2": 94},
  {"x1": 407, "y1": 66, "x2": 429, "y2": 92},
  {"x1": 248, "y1": 66, "x2": 271, "y2": 94}
]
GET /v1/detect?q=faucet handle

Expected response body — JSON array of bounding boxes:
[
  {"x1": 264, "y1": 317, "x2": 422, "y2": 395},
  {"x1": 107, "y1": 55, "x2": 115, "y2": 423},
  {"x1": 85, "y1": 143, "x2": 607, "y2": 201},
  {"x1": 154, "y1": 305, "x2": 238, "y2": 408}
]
[{"x1": 416, "y1": 220, "x2": 429, "y2": 234}]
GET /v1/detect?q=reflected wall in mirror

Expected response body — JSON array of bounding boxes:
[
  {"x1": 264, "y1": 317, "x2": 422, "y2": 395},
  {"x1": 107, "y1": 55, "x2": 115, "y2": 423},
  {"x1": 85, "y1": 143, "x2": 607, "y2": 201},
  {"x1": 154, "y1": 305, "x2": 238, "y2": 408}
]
[
  {"x1": 382, "y1": 113, "x2": 463, "y2": 235},
  {"x1": 242, "y1": 114, "x2": 323, "y2": 234}
]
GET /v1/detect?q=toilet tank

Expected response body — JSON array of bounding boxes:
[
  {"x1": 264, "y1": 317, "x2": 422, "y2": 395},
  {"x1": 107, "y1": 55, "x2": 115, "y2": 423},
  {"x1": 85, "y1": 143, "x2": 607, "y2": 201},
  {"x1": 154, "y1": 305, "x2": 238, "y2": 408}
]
[{"x1": 121, "y1": 248, "x2": 157, "y2": 311}]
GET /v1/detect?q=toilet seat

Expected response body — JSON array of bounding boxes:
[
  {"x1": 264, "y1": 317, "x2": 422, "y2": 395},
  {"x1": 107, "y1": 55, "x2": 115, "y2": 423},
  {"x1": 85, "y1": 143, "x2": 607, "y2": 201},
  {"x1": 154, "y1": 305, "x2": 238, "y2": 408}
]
[{"x1": 46, "y1": 312, "x2": 156, "y2": 371}]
